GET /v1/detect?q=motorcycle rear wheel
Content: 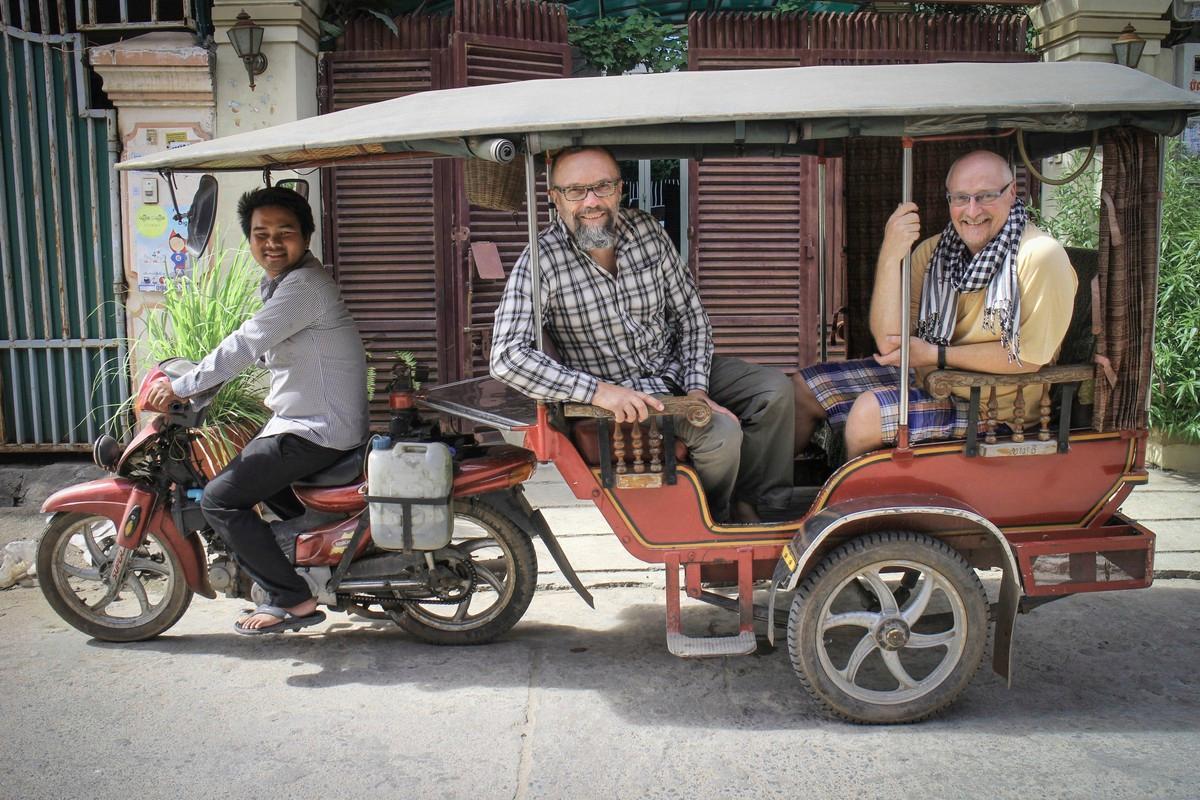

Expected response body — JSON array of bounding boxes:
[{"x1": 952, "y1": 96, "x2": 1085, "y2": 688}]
[
  {"x1": 395, "y1": 498, "x2": 536, "y2": 645},
  {"x1": 37, "y1": 512, "x2": 192, "y2": 642}
]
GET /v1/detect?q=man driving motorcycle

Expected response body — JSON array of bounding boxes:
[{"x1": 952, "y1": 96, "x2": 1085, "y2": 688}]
[{"x1": 145, "y1": 186, "x2": 368, "y2": 635}]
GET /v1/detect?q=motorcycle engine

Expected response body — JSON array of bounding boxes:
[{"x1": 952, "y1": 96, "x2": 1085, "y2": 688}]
[{"x1": 207, "y1": 556, "x2": 241, "y2": 597}]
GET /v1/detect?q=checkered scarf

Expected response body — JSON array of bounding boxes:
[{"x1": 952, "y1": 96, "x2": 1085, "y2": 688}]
[{"x1": 916, "y1": 196, "x2": 1027, "y2": 364}]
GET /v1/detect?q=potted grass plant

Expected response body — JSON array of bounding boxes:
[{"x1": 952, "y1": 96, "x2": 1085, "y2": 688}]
[{"x1": 131, "y1": 232, "x2": 268, "y2": 473}]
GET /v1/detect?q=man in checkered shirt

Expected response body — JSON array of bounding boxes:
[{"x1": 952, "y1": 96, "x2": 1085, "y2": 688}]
[{"x1": 490, "y1": 146, "x2": 797, "y2": 523}]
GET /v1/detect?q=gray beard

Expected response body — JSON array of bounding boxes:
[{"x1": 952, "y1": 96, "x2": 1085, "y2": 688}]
[{"x1": 571, "y1": 214, "x2": 617, "y2": 251}]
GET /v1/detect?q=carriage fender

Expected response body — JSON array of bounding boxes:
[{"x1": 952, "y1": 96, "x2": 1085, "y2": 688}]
[
  {"x1": 42, "y1": 478, "x2": 216, "y2": 599},
  {"x1": 477, "y1": 486, "x2": 594, "y2": 609},
  {"x1": 766, "y1": 494, "x2": 1022, "y2": 686}
]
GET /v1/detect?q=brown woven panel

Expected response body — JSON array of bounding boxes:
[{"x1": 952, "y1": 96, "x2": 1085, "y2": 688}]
[
  {"x1": 1093, "y1": 128, "x2": 1159, "y2": 432},
  {"x1": 842, "y1": 138, "x2": 1015, "y2": 359},
  {"x1": 465, "y1": 159, "x2": 526, "y2": 211}
]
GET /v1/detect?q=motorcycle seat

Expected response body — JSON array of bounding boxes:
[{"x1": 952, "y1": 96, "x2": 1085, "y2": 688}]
[{"x1": 293, "y1": 441, "x2": 369, "y2": 488}]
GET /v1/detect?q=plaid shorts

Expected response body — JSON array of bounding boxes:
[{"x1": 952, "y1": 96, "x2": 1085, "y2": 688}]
[{"x1": 800, "y1": 359, "x2": 973, "y2": 446}]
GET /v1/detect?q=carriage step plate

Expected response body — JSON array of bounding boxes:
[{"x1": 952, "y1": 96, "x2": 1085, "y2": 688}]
[{"x1": 666, "y1": 630, "x2": 757, "y2": 658}]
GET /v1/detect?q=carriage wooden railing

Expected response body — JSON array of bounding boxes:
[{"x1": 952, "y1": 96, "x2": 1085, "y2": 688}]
[
  {"x1": 562, "y1": 397, "x2": 712, "y2": 489},
  {"x1": 924, "y1": 364, "x2": 1094, "y2": 457}
]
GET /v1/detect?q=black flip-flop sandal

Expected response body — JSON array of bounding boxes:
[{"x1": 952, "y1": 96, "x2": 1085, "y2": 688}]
[{"x1": 234, "y1": 603, "x2": 326, "y2": 636}]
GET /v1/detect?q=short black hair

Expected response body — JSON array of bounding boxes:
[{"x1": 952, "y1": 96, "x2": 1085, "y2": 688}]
[{"x1": 237, "y1": 186, "x2": 315, "y2": 239}]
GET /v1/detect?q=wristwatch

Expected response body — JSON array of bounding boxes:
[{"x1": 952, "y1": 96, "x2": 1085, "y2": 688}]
[{"x1": 937, "y1": 344, "x2": 947, "y2": 370}]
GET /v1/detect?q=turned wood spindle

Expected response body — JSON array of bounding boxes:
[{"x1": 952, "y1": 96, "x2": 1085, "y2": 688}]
[
  {"x1": 985, "y1": 386, "x2": 998, "y2": 445},
  {"x1": 613, "y1": 423, "x2": 627, "y2": 474},
  {"x1": 630, "y1": 422, "x2": 646, "y2": 473},
  {"x1": 1011, "y1": 385, "x2": 1026, "y2": 443},
  {"x1": 1038, "y1": 383, "x2": 1052, "y2": 441},
  {"x1": 648, "y1": 418, "x2": 663, "y2": 474}
]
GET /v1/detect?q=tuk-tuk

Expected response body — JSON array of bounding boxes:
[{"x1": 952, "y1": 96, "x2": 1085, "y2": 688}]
[{"x1": 120, "y1": 60, "x2": 1199, "y2": 723}]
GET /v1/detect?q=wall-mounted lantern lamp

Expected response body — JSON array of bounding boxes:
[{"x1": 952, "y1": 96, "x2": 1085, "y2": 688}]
[
  {"x1": 1111, "y1": 23, "x2": 1146, "y2": 70},
  {"x1": 227, "y1": 10, "x2": 268, "y2": 90}
]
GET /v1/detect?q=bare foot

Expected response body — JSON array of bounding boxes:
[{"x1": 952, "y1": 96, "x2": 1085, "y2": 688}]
[{"x1": 237, "y1": 597, "x2": 319, "y2": 631}]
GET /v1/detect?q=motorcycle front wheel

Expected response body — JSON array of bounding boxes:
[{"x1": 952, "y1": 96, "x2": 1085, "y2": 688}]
[
  {"x1": 395, "y1": 497, "x2": 537, "y2": 645},
  {"x1": 37, "y1": 512, "x2": 192, "y2": 642}
]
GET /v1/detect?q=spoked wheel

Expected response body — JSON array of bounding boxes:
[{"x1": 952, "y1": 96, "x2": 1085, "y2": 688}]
[
  {"x1": 787, "y1": 531, "x2": 989, "y2": 724},
  {"x1": 36, "y1": 512, "x2": 192, "y2": 642},
  {"x1": 394, "y1": 497, "x2": 537, "y2": 645}
]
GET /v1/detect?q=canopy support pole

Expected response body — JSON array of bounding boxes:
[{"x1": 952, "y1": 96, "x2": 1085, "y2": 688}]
[
  {"x1": 524, "y1": 143, "x2": 544, "y2": 354},
  {"x1": 897, "y1": 138, "x2": 914, "y2": 451},
  {"x1": 818, "y1": 156, "x2": 828, "y2": 363}
]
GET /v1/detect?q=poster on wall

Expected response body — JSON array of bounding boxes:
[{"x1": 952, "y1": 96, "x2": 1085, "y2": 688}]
[{"x1": 125, "y1": 125, "x2": 208, "y2": 293}]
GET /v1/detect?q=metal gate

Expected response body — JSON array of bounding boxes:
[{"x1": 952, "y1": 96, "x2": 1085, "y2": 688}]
[{"x1": 0, "y1": 1, "x2": 124, "y2": 452}]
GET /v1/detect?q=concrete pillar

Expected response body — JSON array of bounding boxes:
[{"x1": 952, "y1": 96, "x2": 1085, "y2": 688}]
[
  {"x1": 1030, "y1": 0, "x2": 1175, "y2": 81},
  {"x1": 89, "y1": 32, "x2": 215, "y2": 364},
  {"x1": 212, "y1": 0, "x2": 325, "y2": 256}
]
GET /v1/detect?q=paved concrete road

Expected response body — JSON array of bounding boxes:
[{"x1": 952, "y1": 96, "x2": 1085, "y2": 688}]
[
  {"x1": 1, "y1": 462, "x2": 1197, "y2": 799},
  {"x1": 2, "y1": 578, "x2": 1198, "y2": 799}
]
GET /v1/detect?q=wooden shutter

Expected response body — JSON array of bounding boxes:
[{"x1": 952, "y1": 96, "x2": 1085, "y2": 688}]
[
  {"x1": 320, "y1": 16, "x2": 455, "y2": 428},
  {"x1": 451, "y1": 0, "x2": 571, "y2": 378},
  {"x1": 688, "y1": 15, "x2": 824, "y2": 370}
]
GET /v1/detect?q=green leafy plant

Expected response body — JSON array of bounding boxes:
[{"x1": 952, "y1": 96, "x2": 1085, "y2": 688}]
[
  {"x1": 1029, "y1": 150, "x2": 1102, "y2": 249},
  {"x1": 569, "y1": 11, "x2": 686, "y2": 75},
  {"x1": 1151, "y1": 141, "x2": 1200, "y2": 442},
  {"x1": 774, "y1": 1, "x2": 863, "y2": 15},
  {"x1": 318, "y1": 0, "x2": 428, "y2": 50},
  {"x1": 394, "y1": 350, "x2": 421, "y2": 389},
  {"x1": 140, "y1": 232, "x2": 270, "y2": 432}
]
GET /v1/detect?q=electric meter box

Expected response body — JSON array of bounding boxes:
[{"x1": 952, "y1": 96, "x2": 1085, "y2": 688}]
[
  {"x1": 1175, "y1": 42, "x2": 1200, "y2": 155},
  {"x1": 1172, "y1": 0, "x2": 1200, "y2": 22}
]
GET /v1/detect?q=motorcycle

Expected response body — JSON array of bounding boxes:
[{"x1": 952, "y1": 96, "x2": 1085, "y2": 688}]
[{"x1": 35, "y1": 356, "x2": 589, "y2": 643}]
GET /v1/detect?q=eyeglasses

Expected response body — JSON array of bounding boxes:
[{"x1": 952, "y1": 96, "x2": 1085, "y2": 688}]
[
  {"x1": 946, "y1": 181, "x2": 1013, "y2": 208},
  {"x1": 552, "y1": 179, "x2": 621, "y2": 202}
]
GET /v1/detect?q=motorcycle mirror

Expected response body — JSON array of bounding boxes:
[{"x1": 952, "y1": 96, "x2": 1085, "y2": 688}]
[
  {"x1": 276, "y1": 178, "x2": 309, "y2": 200},
  {"x1": 186, "y1": 174, "x2": 218, "y2": 259}
]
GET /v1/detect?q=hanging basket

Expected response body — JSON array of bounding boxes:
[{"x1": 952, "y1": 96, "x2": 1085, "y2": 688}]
[{"x1": 466, "y1": 158, "x2": 526, "y2": 212}]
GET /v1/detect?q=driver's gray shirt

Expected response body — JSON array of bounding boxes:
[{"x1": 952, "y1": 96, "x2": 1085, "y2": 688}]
[{"x1": 170, "y1": 251, "x2": 369, "y2": 451}]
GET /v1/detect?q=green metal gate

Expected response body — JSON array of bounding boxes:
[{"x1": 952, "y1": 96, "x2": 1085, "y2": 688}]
[{"x1": 0, "y1": 1, "x2": 125, "y2": 452}]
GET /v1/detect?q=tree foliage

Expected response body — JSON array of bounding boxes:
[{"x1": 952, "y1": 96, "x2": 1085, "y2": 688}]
[
  {"x1": 1151, "y1": 141, "x2": 1200, "y2": 442},
  {"x1": 1029, "y1": 150, "x2": 1101, "y2": 249},
  {"x1": 568, "y1": 11, "x2": 686, "y2": 75},
  {"x1": 1035, "y1": 141, "x2": 1200, "y2": 442}
]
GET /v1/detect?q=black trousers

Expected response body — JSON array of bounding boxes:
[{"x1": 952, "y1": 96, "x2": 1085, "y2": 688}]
[{"x1": 201, "y1": 433, "x2": 348, "y2": 608}]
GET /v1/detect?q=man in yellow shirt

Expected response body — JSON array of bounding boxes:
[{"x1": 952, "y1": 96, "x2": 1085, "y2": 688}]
[{"x1": 795, "y1": 150, "x2": 1077, "y2": 459}]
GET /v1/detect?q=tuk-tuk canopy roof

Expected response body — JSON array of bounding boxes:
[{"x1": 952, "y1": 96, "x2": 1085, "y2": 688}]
[{"x1": 121, "y1": 61, "x2": 1200, "y2": 172}]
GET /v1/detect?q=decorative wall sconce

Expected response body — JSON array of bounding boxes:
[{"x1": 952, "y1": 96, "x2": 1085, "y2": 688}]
[
  {"x1": 227, "y1": 10, "x2": 268, "y2": 90},
  {"x1": 1111, "y1": 23, "x2": 1146, "y2": 70}
]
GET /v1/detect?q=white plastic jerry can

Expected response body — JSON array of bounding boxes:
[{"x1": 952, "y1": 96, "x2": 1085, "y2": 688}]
[{"x1": 366, "y1": 436, "x2": 454, "y2": 550}]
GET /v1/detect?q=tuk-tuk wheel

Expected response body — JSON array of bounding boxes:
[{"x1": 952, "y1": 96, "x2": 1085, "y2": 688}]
[{"x1": 786, "y1": 531, "x2": 989, "y2": 724}]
